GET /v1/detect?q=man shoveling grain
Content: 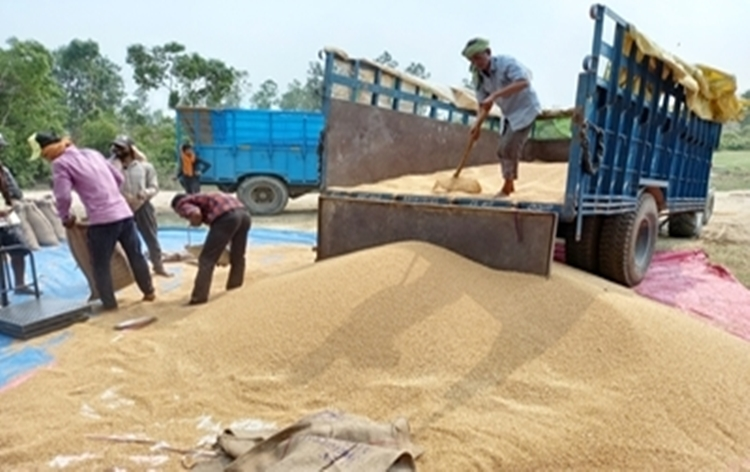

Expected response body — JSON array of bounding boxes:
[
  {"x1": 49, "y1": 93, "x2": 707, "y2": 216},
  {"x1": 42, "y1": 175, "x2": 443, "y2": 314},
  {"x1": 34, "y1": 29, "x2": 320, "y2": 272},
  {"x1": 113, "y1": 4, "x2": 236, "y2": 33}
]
[
  {"x1": 462, "y1": 37, "x2": 542, "y2": 197},
  {"x1": 171, "y1": 192, "x2": 251, "y2": 305}
]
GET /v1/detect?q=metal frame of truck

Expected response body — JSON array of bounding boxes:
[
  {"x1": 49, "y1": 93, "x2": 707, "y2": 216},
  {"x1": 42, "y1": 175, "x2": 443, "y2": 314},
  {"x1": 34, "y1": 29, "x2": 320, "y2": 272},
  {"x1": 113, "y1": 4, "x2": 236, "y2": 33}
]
[{"x1": 314, "y1": 3, "x2": 723, "y2": 287}]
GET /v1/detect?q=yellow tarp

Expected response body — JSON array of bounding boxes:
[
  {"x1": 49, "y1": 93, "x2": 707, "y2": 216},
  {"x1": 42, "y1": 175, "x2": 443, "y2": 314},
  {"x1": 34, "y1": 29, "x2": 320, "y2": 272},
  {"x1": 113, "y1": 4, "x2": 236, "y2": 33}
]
[{"x1": 624, "y1": 27, "x2": 746, "y2": 124}]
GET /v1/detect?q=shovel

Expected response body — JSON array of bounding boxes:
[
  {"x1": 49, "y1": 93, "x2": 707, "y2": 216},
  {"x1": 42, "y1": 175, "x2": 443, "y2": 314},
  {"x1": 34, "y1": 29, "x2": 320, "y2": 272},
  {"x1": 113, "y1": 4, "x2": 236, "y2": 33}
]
[{"x1": 432, "y1": 106, "x2": 490, "y2": 194}]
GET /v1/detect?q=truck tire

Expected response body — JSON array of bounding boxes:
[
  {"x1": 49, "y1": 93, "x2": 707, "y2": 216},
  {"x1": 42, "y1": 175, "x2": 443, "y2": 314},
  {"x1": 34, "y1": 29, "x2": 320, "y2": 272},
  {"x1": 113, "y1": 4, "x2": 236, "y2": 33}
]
[
  {"x1": 564, "y1": 216, "x2": 602, "y2": 274},
  {"x1": 668, "y1": 212, "x2": 701, "y2": 238},
  {"x1": 217, "y1": 183, "x2": 238, "y2": 193},
  {"x1": 702, "y1": 189, "x2": 715, "y2": 226},
  {"x1": 599, "y1": 192, "x2": 659, "y2": 287},
  {"x1": 237, "y1": 176, "x2": 289, "y2": 216}
]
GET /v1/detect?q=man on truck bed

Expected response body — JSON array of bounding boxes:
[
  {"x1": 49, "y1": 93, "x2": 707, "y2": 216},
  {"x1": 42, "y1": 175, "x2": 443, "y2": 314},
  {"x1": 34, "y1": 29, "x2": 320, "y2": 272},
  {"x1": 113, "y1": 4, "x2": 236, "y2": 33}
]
[{"x1": 462, "y1": 37, "x2": 542, "y2": 197}]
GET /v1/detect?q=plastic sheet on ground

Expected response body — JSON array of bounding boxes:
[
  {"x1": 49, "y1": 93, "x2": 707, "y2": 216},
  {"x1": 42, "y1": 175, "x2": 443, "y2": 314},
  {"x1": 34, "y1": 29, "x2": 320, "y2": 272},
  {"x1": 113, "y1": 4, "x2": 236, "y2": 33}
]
[
  {"x1": 554, "y1": 243, "x2": 750, "y2": 342},
  {"x1": 633, "y1": 249, "x2": 750, "y2": 341},
  {"x1": 0, "y1": 227, "x2": 316, "y2": 392}
]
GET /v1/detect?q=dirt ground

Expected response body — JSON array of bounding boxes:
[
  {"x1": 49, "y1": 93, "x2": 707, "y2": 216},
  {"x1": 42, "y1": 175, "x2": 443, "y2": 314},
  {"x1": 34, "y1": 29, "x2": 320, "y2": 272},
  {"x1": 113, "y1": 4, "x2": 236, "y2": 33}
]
[{"x1": 24, "y1": 188, "x2": 750, "y2": 287}]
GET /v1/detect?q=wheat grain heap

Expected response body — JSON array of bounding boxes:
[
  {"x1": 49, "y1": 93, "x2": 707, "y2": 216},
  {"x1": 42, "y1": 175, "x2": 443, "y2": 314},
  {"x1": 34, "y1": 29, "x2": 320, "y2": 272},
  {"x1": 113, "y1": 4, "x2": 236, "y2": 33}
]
[
  {"x1": 335, "y1": 162, "x2": 569, "y2": 203},
  {"x1": 2, "y1": 241, "x2": 750, "y2": 470}
]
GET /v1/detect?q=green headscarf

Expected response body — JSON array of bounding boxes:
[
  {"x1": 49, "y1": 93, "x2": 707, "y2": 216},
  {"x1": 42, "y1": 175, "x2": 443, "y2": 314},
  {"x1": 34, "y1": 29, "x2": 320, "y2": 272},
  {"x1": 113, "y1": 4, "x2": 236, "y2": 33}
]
[
  {"x1": 462, "y1": 38, "x2": 490, "y2": 88},
  {"x1": 461, "y1": 38, "x2": 490, "y2": 60}
]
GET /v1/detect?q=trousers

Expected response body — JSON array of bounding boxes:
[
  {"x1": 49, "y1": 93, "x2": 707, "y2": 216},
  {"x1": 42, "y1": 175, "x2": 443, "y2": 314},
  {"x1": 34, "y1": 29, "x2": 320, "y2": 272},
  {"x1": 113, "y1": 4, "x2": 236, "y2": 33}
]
[
  {"x1": 191, "y1": 208, "x2": 251, "y2": 303},
  {"x1": 87, "y1": 217, "x2": 154, "y2": 309},
  {"x1": 133, "y1": 201, "x2": 164, "y2": 271},
  {"x1": 496, "y1": 120, "x2": 533, "y2": 180}
]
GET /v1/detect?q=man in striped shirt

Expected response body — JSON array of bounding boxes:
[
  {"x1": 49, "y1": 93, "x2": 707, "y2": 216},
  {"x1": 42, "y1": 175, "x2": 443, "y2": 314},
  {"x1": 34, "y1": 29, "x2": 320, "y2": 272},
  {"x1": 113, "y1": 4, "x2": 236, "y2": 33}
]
[
  {"x1": 110, "y1": 136, "x2": 171, "y2": 277},
  {"x1": 171, "y1": 192, "x2": 251, "y2": 305}
]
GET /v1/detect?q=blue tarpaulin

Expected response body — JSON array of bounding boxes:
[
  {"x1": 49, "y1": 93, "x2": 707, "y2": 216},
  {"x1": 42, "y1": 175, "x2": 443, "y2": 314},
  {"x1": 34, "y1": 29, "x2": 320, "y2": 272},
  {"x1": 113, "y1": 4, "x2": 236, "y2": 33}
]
[{"x1": 0, "y1": 227, "x2": 316, "y2": 392}]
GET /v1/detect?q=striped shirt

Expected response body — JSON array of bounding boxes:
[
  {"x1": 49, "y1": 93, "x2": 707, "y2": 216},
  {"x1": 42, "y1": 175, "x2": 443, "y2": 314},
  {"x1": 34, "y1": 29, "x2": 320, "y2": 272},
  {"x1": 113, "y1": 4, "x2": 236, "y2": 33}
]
[{"x1": 175, "y1": 192, "x2": 245, "y2": 225}]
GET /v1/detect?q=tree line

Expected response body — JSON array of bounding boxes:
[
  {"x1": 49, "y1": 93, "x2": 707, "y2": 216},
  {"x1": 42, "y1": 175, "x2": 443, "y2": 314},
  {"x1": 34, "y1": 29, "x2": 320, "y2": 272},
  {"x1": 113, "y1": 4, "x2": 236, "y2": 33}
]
[
  {"x1": 0, "y1": 37, "x2": 747, "y2": 190},
  {"x1": 0, "y1": 38, "x2": 432, "y2": 189}
]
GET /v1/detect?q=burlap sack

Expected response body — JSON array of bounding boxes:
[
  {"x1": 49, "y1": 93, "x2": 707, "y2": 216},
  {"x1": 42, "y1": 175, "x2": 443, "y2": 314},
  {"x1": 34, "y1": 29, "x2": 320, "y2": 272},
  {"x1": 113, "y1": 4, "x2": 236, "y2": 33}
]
[
  {"x1": 224, "y1": 410, "x2": 423, "y2": 472},
  {"x1": 12, "y1": 201, "x2": 40, "y2": 250},
  {"x1": 35, "y1": 197, "x2": 66, "y2": 242},
  {"x1": 66, "y1": 222, "x2": 135, "y2": 301},
  {"x1": 25, "y1": 200, "x2": 58, "y2": 247}
]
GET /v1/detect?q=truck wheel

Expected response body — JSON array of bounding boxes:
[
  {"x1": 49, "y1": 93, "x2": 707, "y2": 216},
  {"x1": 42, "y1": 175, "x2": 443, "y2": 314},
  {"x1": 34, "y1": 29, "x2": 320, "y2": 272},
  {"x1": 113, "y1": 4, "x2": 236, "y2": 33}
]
[
  {"x1": 599, "y1": 192, "x2": 659, "y2": 287},
  {"x1": 217, "y1": 184, "x2": 238, "y2": 193},
  {"x1": 668, "y1": 212, "x2": 701, "y2": 238},
  {"x1": 564, "y1": 216, "x2": 602, "y2": 274},
  {"x1": 702, "y1": 189, "x2": 715, "y2": 226},
  {"x1": 237, "y1": 176, "x2": 289, "y2": 216}
]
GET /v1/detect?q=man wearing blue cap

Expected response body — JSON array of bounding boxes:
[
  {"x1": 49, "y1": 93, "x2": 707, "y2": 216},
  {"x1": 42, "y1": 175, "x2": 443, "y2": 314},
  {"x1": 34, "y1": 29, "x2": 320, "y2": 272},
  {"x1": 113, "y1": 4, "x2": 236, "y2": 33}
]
[{"x1": 462, "y1": 37, "x2": 542, "y2": 197}]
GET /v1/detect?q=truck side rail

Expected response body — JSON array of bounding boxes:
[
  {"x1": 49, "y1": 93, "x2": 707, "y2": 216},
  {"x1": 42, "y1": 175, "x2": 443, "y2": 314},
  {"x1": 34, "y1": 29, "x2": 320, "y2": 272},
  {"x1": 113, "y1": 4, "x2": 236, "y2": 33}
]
[
  {"x1": 565, "y1": 3, "x2": 723, "y2": 225},
  {"x1": 320, "y1": 48, "x2": 502, "y2": 131}
]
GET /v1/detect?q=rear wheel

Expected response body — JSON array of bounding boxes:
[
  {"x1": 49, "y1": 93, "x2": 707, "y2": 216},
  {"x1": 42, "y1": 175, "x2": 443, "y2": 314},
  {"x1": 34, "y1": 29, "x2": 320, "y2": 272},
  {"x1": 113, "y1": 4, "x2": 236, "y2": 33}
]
[
  {"x1": 564, "y1": 216, "x2": 602, "y2": 274},
  {"x1": 237, "y1": 176, "x2": 289, "y2": 216},
  {"x1": 668, "y1": 212, "x2": 701, "y2": 238},
  {"x1": 217, "y1": 183, "x2": 238, "y2": 193},
  {"x1": 702, "y1": 189, "x2": 715, "y2": 226},
  {"x1": 599, "y1": 192, "x2": 659, "y2": 287}
]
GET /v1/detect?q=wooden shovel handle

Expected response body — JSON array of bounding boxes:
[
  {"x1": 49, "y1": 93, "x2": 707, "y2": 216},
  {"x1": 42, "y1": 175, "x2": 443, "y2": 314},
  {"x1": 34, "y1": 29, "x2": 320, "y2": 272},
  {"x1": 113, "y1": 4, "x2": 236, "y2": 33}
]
[{"x1": 454, "y1": 106, "x2": 491, "y2": 177}]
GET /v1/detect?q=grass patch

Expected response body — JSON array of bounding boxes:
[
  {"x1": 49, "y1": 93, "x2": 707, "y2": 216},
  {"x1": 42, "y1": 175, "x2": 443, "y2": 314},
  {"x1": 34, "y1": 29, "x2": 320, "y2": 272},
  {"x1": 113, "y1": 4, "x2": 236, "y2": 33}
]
[{"x1": 712, "y1": 150, "x2": 750, "y2": 191}]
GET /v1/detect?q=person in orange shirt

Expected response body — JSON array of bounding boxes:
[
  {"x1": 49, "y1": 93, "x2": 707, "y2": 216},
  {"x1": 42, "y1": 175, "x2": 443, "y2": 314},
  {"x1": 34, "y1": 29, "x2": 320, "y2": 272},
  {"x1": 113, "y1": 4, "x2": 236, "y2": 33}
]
[{"x1": 177, "y1": 143, "x2": 211, "y2": 194}]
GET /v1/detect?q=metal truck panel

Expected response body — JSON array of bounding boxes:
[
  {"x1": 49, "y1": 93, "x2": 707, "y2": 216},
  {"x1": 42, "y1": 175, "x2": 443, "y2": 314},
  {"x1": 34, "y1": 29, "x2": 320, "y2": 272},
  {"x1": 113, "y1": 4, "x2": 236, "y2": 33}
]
[
  {"x1": 318, "y1": 4, "x2": 728, "y2": 232},
  {"x1": 175, "y1": 107, "x2": 324, "y2": 187},
  {"x1": 564, "y1": 4, "x2": 723, "y2": 225},
  {"x1": 317, "y1": 194, "x2": 558, "y2": 277}
]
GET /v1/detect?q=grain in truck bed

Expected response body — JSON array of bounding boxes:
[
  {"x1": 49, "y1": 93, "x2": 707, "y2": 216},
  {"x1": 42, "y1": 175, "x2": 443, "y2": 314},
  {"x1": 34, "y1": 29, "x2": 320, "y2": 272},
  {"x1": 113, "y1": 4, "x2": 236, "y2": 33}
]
[{"x1": 330, "y1": 162, "x2": 569, "y2": 204}]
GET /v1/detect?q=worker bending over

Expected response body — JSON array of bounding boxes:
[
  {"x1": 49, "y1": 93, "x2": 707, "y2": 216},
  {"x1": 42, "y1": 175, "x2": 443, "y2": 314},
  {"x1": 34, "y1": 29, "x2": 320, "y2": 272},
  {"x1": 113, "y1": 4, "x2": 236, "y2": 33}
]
[
  {"x1": 463, "y1": 37, "x2": 542, "y2": 197},
  {"x1": 28, "y1": 131, "x2": 155, "y2": 311},
  {"x1": 171, "y1": 192, "x2": 250, "y2": 305}
]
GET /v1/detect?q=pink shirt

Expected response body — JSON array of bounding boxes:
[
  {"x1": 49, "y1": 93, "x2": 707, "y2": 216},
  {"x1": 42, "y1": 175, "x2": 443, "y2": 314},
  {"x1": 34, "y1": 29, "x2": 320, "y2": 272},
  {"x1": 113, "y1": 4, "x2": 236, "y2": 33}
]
[{"x1": 52, "y1": 145, "x2": 133, "y2": 225}]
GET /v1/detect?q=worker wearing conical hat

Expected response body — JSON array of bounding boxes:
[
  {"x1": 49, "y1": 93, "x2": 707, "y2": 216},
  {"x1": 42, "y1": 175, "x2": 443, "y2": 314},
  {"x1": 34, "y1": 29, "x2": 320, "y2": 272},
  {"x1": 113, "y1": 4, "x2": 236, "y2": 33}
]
[{"x1": 462, "y1": 38, "x2": 542, "y2": 198}]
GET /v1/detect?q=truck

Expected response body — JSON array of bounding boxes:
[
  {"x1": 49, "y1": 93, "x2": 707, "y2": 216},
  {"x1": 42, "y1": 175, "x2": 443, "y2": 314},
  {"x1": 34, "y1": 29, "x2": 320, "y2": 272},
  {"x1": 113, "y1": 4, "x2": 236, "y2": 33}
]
[
  {"x1": 314, "y1": 3, "x2": 734, "y2": 288},
  {"x1": 175, "y1": 106, "x2": 324, "y2": 215}
]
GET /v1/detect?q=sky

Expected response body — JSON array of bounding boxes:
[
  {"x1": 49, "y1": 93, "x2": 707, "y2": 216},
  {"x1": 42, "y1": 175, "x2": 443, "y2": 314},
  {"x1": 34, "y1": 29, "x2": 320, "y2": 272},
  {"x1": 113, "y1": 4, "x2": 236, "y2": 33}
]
[{"x1": 1, "y1": 0, "x2": 748, "y2": 111}]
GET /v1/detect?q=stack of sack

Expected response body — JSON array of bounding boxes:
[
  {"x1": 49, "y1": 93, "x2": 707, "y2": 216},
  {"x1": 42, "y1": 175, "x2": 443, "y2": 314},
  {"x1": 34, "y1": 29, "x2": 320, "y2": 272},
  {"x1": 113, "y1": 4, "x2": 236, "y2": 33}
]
[
  {"x1": 12, "y1": 195, "x2": 66, "y2": 250},
  {"x1": 12, "y1": 195, "x2": 135, "y2": 302}
]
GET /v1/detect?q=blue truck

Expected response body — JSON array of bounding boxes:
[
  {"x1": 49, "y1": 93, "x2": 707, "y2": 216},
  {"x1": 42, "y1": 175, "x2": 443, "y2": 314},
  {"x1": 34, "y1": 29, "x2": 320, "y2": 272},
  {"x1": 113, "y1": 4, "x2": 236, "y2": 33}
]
[
  {"x1": 314, "y1": 3, "x2": 729, "y2": 288},
  {"x1": 175, "y1": 107, "x2": 324, "y2": 215}
]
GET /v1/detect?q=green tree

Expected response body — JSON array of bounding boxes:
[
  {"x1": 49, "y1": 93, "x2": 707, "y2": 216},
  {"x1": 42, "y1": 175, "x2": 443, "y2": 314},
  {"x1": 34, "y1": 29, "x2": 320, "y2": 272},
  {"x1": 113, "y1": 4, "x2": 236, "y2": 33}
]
[
  {"x1": 52, "y1": 39, "x2": 124, "y2": 136},
  {"x1": 250, "y1": 79, "x2": 280, "y2": 109},
  {"x1": 76, "y1": 113, "x2": 121, "y2": 155},
  {"x1": 126, "y1": 42, "x2": 247, "y2": 108},
  {"x1": 278, "y1": 61, "x2": 324, "y2": 111},
  {"x1": 374, "y1": 51, "x2": 398, "y2": 69},
  {"x1": 0, "y1": 38, "x2": 67, "y2": 187},
  {"x1": 404, "y1": 62, "x2": 430, "y2": 80}
]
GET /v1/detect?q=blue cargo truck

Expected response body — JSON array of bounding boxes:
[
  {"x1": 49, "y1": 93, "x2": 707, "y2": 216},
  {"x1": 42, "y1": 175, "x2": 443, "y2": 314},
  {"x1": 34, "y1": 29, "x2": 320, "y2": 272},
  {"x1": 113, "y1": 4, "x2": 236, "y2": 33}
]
[
  {"x1": 175, "y1": 107, "x2": 324, "y2": 215},
  {"x1": 314, "y1": 3, "x2": 732, "y2": 288}
]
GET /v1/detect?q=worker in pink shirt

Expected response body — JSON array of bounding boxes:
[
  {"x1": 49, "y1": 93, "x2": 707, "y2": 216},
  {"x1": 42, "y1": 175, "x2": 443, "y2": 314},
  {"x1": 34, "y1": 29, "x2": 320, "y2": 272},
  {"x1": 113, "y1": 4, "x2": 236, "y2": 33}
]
[{"x1": 28, "y1": 131, "x2": 155, "y2": 310}]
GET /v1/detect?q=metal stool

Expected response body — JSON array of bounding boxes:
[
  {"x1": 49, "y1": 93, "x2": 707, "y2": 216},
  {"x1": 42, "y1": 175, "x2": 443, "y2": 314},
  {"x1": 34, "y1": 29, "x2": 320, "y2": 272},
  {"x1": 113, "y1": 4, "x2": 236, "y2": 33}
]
[{"x1": 0, "y1": 244, "x2": 41, "y2": 307}]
